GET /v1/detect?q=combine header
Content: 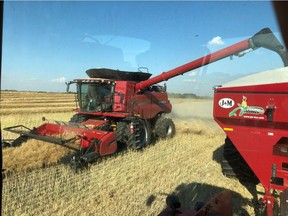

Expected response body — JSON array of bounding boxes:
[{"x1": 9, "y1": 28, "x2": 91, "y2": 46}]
[{"x1": 3, "y1": 27, "x2": 288, "y2": 214}]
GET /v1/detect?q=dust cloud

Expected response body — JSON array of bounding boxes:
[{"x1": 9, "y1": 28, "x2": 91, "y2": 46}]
[{"x1": 169, "y1": 99, "x2": 214, "y2": 121}]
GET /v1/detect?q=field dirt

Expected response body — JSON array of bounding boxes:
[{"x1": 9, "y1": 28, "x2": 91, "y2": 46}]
[{"x1": 1, "y1": 92, "x2": 272, "y2": 215}]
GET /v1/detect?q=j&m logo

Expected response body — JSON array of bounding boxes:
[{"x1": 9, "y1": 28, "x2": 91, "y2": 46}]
[{"x1": 218, "y1": 98, "x2": 235, "y2": 108}]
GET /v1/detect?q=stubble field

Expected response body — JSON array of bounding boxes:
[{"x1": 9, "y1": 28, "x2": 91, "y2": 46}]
[{"x1": 1, "y1": 91, "x2": 261, "y2": 215}]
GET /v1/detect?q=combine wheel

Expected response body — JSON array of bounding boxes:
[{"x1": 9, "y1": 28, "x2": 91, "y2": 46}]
[
  {"x1": 221, "y1": 136, "x2": 259, "y2": 184},
  {"x1": 127, "y1": 118, "x2": 151, "y2": 149},
  {"x1": 69, "y1": 114, "x2": 89, "y2": 123},
  {"x1": 154, "y1": 117, "x2": 175, "y2": 139},
  {"x1": 115, "y1": 122, "x2": 127, "y2": 143}
]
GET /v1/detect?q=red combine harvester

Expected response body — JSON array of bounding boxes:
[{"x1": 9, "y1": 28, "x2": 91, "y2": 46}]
[{"x1": 3, "y1": 27, "x2": 288, "y2": 214}]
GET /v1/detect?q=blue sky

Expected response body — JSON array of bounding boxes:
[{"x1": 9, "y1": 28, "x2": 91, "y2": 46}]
[{"x1": 2, "y1": 1, "x2": 284, "y2": 96}]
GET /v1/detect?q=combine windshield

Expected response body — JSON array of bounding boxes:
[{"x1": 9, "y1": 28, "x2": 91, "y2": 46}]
[{"x1": 78, "y1": 82, "x2": 113, "y2": 112}]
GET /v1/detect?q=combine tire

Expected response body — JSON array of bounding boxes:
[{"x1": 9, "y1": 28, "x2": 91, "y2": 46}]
[
  {"x1": 154, "y1": 117, "x2": 175, "y2": 139},
  {"x1": 127, "y1": 118, "x2": 151, "y2": 149},
  {"x1": 69, "y1": 114, "x2": 89, "y2": 123},
  {"x1": 115, "y1": 122, "x2": 127, "y2": 143},
  {"x1": 221, "y1": 137, "x2": 259, "y2": 184}
]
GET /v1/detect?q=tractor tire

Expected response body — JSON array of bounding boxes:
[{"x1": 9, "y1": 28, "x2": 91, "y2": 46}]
[
  {"x1": 154, "y1": 117, "x2": 175, "y2": 139},
  {"x1": 221, "y1": 136, "x2": 259, "y2": 184},
  {"x1": 126, "y1": 118, "x2": 151, "y2": 150},
  {"x1": 69, "y1": 114, "x2": 89, "y2": 123}
]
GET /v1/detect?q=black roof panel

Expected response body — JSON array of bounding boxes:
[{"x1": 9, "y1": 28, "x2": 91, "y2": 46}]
[{"x1": 86, "y1": 68, "x2": 152, "y2": 81}]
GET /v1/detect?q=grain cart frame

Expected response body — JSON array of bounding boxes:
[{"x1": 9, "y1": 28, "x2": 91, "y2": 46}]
[{"x1": 4, "y1": 29, "x2": 288, "y2": 214}]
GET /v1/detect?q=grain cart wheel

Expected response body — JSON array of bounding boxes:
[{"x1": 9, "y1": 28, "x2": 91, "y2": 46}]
[
  {"x1": 221, "y1": 136, "x2": 259, "y2": 184},
  {"x1": 221, "y1": 137, "x2": 240, "y2": 177},
  {"x1": 69, "y1": 114, "x2": 89, "y2": 123},
  {"x1": 154, "y1": 117, "x2": 175, "y2": 139},
  {"x1": 126, "y1": 118, "x2": 151, "y2": 149}
]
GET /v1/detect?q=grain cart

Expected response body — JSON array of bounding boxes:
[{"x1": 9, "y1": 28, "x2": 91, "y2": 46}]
[
  {"x1": 213, "y1": 46, "x2": 288, "y2": 216},
  {"x1": 3, "y1": 27, "x2": 287, "y2": 190}
]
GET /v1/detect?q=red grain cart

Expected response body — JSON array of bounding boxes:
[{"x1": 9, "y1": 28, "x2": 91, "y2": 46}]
[{"x1": 214, "y1": 78, "x2": 288, "y2": 215}]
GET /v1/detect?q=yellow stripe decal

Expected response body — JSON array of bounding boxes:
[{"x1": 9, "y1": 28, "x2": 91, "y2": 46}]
[{"x1": 224, "y1": 127, "x2": 234, "y2": 131}]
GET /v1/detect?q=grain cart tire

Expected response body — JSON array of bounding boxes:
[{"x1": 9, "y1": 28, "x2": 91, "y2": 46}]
[
  {"x1": 221, "y1": 160, "x2": 239, "y2": 177},
  {"x1": 154, "y1": 117, "x2": 175, "y2": 139},
  {"x1": 127, "y1": 118, "x2": 151, "y2": 149},
  {"x1": 221, "y1": 136, "x2": 259, "y2": 184},
  {"x1": 69, "y1": 114, "x2": 89, "y2": 123}
]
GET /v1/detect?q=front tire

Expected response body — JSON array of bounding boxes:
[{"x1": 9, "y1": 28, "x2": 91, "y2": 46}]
[
  {"x1": 115, "y1": 122, "x2": 127, "y2": 143},
  {"x1": 126, "y1": 118, "x2": 151, "y2": 150}
]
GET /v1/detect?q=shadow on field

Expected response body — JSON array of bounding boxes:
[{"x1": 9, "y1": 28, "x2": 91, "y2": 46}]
[
  {"x1": 147, "y1": 182, "x2": 251, "y2": 215},
  {"x1": 212, "y1": 143, "x2": 223, "y2": 164}
]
